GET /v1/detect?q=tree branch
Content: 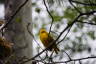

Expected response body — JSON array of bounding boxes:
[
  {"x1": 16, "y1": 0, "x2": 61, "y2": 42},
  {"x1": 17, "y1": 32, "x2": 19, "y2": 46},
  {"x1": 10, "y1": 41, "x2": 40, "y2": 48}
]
[
  {"x1": 69, "y1": 0, "x2": 81, "y2": 13},
  {"x1": 20, "y1": 9, "x2": 96, "y2": 64},
  {"x1": 77, "y1": 21, "x2": 96, "y2": 25},
  {"x1": 72, "y1": 0, "x2": 96, "y2": 6},
  {"x1": 0, "y1": 0, "x2": 29, "y2": 31},
  {"x1": 20, "y1": 56, "x2": 96, "y2": 64},
  {"x1": 43, "y1": 0, "x2": 54, "y2": 34},
  {"x1": 49, "y1": 56, "x2": 96, "y2": 64}
]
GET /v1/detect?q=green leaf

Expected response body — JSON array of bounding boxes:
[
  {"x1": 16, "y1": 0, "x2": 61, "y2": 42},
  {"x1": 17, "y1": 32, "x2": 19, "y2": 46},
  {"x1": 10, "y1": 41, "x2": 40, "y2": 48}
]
[
  {"x1": 87, "y1": 31, "x2": 96, "y2": 40},
  {"x1": 53, "y1": 15, "x2": 63, "y2": 22},
  {"x1": 73, "y1": 28, "x2": 77, "y2": 32},
  {"x1": 64, "y1": 7, "x2": 78, "y2": 22},
  {"x1": 32, "y1": 3, "x2": 36, "y2": 6},
  {"x1": 50, "y1": 11, "x2": 64, "y2": 22},
  {"x1": 35, "y1": 8, "x2": 41, "y2": 13}
]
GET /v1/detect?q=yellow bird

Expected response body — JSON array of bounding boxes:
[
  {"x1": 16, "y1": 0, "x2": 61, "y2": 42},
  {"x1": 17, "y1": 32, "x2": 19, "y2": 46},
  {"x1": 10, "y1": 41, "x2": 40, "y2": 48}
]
[{"x1": 39, "y1": 28, "x2": 59, "y2": 54}]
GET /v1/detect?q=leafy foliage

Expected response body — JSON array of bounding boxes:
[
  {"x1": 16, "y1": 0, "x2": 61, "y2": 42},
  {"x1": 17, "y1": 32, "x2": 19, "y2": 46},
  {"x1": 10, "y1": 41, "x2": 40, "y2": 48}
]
[{"x1": 32, "y1": 0, "x2": 96, "y2": 63}]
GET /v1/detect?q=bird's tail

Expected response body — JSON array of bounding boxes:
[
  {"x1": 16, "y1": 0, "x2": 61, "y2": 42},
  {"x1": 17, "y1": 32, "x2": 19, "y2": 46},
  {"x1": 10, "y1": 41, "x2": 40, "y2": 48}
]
[{"x1": 54, "y1": 46, "x2": 60, "y2": 54}]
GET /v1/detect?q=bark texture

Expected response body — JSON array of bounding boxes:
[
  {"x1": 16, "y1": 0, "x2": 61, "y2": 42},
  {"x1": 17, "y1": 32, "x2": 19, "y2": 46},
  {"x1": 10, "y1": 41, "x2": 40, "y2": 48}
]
[{"x1": 4, "y1": 0, "x2": 32, "y2": 63}]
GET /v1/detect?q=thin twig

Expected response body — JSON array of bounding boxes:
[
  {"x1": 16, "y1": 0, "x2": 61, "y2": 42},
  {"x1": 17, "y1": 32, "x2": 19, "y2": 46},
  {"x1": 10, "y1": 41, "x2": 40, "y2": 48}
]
[
  {"x1": 49, "y1": 27, "x2": 72, "y2": 61},
  {"x1": 27, "y1": 23, "x2": 43, "y2": 50},
  {"x1": 49, "y1": 50, "x2": 54, "y2": 62},
  {"x1": 77, "y1": 21, "x2": 96, "y2": 25},
  {"x1": 20, "y1": 9, "x2": 96, "y2": 64},
  {"x1": 88, "y1": 0, "x2": 94, "y2": 11},
  {"x1": 73, "y1": 60, "x2": 75, "y2": 64},
  {"x1": 78, "y1": 60, "x2": 82, "y2": 64},
  {"x1": 69, "y1": 0, "x2": 81, "y2": 13},
  {"x1": 0, "y1": 0, "x2": 29, "y2": 31},
  {"x1": 20, "y1": 56, "x2": 96, "y2": 64},
  {"x1": 58, "y1": 27, "x2": 72, "y2": 60},
  {"x1": 57, "y1": 26, "x2": 72, "y2": 45},
  {"x1": 72, "y1": 0, "x2": 96, "y2": 6},
  {"x1": 27, "y1": 23, "x2": 48, "y2": 63},
  {"x1": 43, "y1": 0, "x2": 54, "y2": 34},
  {"x1": 47, "y1": 56, "x2": 96, "y2": 63},
  {"x1": 20, "y1": 14, "x2": 81, "y2": 64}
]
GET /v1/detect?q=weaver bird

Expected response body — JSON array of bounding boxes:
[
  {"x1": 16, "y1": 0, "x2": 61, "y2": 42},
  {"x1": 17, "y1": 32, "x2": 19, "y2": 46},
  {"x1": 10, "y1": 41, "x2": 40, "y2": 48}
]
[
  {"x1": 39, "y1": 29, "x2": 59, "y2": 54},
  {"x1": 0, "y1": 37, "x2": 13, "y2": 59}
]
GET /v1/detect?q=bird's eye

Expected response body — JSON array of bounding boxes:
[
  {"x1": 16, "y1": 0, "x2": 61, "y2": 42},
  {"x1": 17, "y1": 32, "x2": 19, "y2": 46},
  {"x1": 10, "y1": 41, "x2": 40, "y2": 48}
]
[{"x1": 41, "y1": 31, "x2": 45, "y2": 33}]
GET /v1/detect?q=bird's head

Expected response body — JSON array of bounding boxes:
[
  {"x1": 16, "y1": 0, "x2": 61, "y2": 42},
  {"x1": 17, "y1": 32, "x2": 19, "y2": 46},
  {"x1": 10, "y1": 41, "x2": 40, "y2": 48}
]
[{"x1": 40, "y1": 28, "x2": 47, "y2": 34}]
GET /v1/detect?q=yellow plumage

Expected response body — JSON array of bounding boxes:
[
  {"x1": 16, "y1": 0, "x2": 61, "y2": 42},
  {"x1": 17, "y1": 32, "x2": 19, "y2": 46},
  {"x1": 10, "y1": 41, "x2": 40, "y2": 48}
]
[{"x1": 39, "y1": 29, "x2": 59, "y2": 54}]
